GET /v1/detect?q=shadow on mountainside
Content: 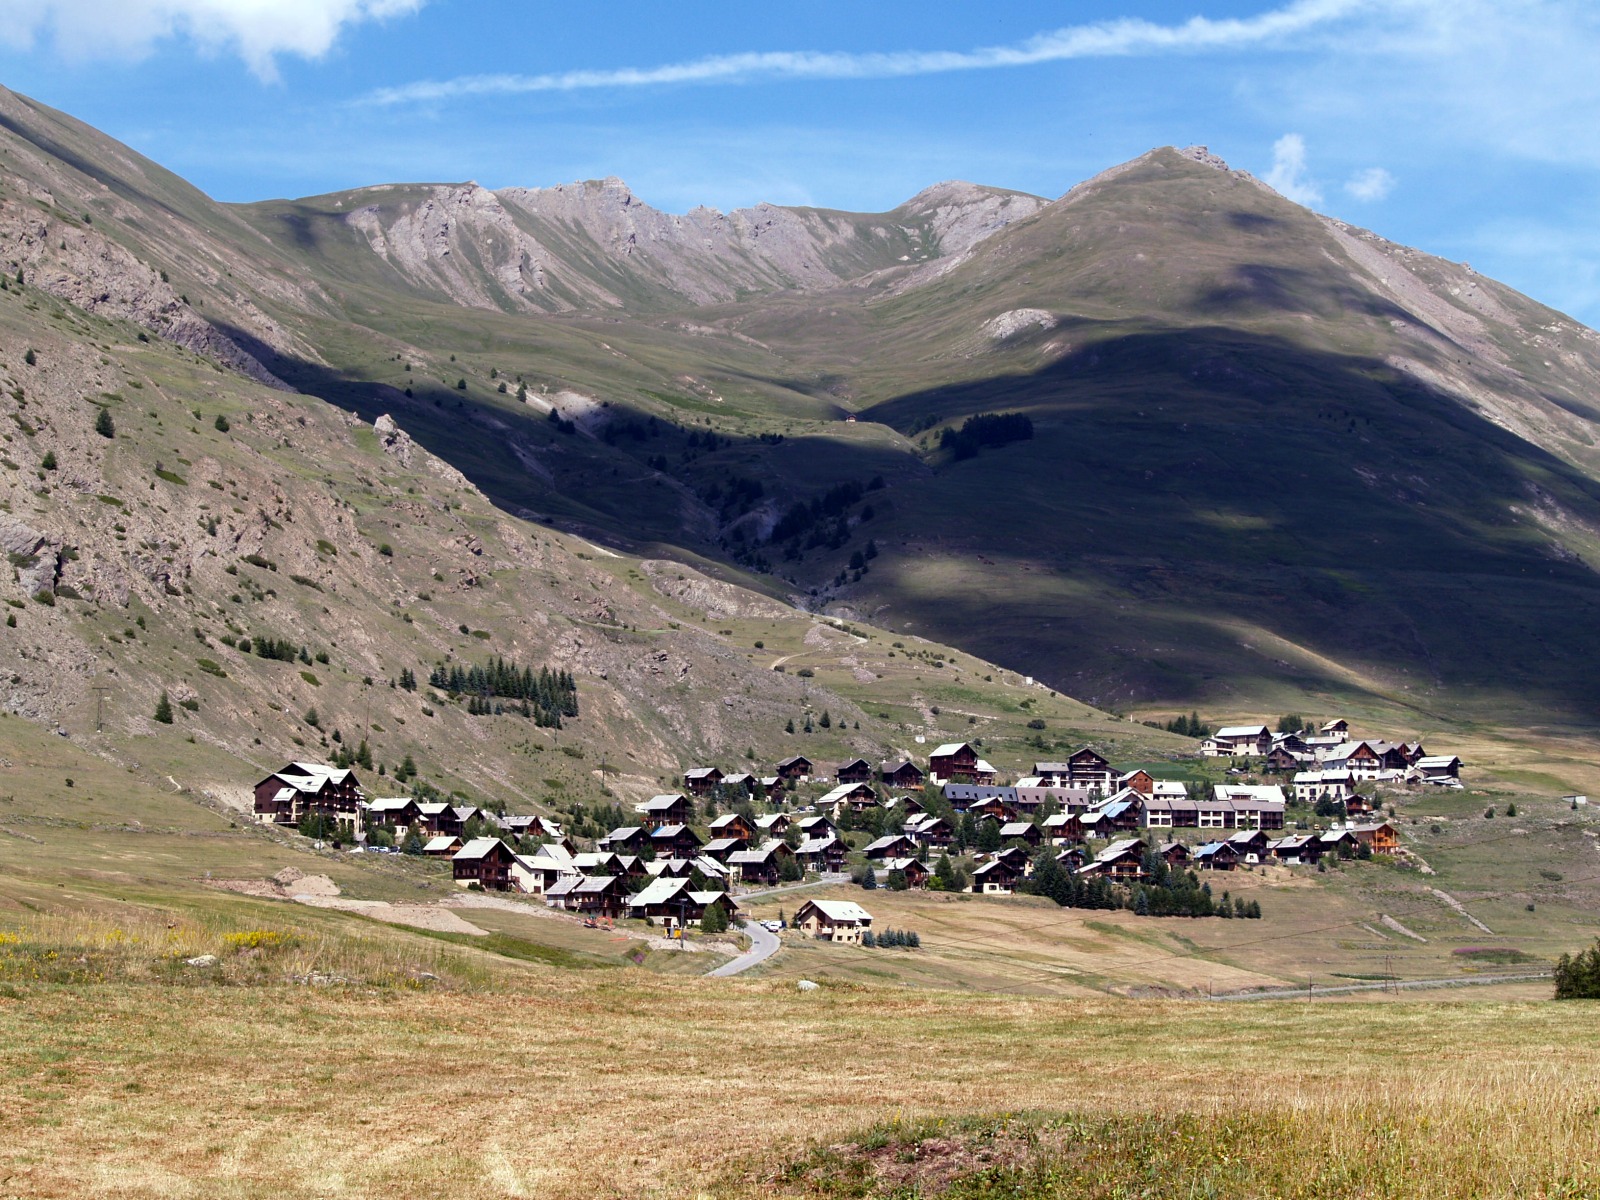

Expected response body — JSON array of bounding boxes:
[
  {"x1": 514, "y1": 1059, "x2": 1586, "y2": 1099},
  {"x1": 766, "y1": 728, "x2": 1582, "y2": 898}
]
[
  {"x1": 858, "y1": 325, "x2": 1600, "y2": 719},
  {"x1": 223, "y1": 316, "x2": 1600, "y2": 723}
]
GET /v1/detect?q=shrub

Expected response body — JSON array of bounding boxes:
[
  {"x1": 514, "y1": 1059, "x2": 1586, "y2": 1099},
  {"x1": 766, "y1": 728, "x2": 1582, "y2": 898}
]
[
  {"x1": 40, "y1": 451, "x2": 56, "y2": 471},
  {"x1": 214, "y1": 415, "x2": 230, "y2": 432},
  {"x1": 700, "y1": 903, "x2": 728, "y2": 934},
  {"x1": 1554, "y1": 941, "x2": 1600, "y2": 998},
  {"x1": 94, "y1": 407, "x2": 115, "y2": 438}
]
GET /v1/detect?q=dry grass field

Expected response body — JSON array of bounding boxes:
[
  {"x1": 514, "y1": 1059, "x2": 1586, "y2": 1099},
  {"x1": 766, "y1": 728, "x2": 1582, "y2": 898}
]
[{"x1": 2, "y1": 960, "x2": 1599, "y2": 1199}]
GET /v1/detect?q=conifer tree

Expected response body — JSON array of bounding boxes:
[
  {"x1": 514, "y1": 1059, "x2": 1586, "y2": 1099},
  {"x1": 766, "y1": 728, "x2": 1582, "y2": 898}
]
[{"x1": 153, "y1": 691, "x2": 174, "y2": 724}]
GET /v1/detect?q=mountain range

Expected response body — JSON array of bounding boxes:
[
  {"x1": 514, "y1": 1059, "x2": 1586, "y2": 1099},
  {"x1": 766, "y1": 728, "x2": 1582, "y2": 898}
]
[{"x1": 5, "y1": 79, "x2": 1600, "y2": 750}]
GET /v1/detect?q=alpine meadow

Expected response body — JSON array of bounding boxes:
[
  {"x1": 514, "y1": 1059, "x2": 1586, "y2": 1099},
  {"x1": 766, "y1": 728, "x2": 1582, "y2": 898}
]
[{"x1": 3, "y1": 42, "x2": 1600, "y2": 1200}]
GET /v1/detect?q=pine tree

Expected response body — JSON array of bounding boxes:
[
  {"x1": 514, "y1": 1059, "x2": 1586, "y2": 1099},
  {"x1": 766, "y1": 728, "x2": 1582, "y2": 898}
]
[
  {"x1": 977, "y1": 818, "x2": 1002, "y2": 853},
  {"x1": 819, "y1": 710, "x2": 831, "y2": 729},
  {"x1": 153, "y1": 691, "x2": 174, "y2": 724},
  {"x1": 700, "y1": 902, "x2": 728, "y2": 934},
  {"x1": 785, "y1": 718, "x2": 795, "y2": 734},
  {"x1": 861, "y1": 865, "x2": 878, "y2": 891},
  {"x1": 94, "y1": 407, "x2": 115, "y2": 438},
  {"x1": 401, "y1": 825, "x2": 424, "y2": 856}
]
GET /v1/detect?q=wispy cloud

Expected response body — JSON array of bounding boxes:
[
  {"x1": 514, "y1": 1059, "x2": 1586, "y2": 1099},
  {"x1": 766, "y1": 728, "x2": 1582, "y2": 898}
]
[
  {"x1": 1263, "y1": 133, "x2": 1322, "y2": 205},
  {"x1": 1344, "y1": 166, "x2": 1395, "y2": 200},
  {"x1": 364, "y1": 0, "x2": 1366, "y2": 105},
  {"x1": 0, "y1": 0, "x2": 424, "y2": 80}
]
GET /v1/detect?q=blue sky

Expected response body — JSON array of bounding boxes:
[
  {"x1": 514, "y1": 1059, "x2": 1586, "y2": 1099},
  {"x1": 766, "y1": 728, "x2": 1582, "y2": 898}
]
[{"x1": 3, "y1": 0, "x2": 1600, "y2": 324}]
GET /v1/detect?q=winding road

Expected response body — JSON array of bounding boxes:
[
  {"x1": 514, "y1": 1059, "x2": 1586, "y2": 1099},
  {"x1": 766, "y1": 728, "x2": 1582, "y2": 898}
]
[{"x1": 708, "y1": 919, "x2": 781, "y2": 977}]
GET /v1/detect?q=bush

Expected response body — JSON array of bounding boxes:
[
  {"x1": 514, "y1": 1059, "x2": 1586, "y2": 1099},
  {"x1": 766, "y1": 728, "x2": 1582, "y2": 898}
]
[
  {"x1": 700, "y1": 903, "x2": 728, "y2": 934},
  {"x1": 1554, "y1": 940, "x2": 1600, "y2": 999},
  {"x1": 214, "y1": 414, "x2": 230, "y2": 432},
  {"x1": 40, "y1": 451, "x2": 56, "y2": 471},
  {"x1": 94, "y1": 407, "x2": 115, "y2": 438}
]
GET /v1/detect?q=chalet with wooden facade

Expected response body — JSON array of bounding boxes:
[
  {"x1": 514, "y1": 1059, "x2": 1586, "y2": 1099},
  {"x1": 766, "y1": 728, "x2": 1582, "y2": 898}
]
[
  {"x1": 999, "y1": 821, "x2": 1042, "y2": 848},
  {"x1": 775, "y1": 756, "x2": 813, "y2": 783},
  {"x1": 972, "y1": 856, "x2": 1022, "y2": 894},
  {"x1": 253, "y1": 763, "x2": 365, "y2": 829},
  {"x1": 599, "y1": 826, "x2": 651, "y2": 855},
  {"x1": 880, "y1": 857, "x2": 931, "y2": 888},
  {"x1": 720, "y1": 772, "x2": 758, "y2": 796},
  {"x1": 708, "y1": 813, "x2": 754, "y2": 843},
  {"x1": 1193, "y1": 841, "x2": 1241, "y2": 870},
  {"x1": 422, "y1": 835, "x2": 462, "y2": 857},
  {"x1": 794, "y1": 835, "x2": 847, "y2": 873},
  {"x1": 819, "y1": 781, "x2": 879, "y2": 817},
  {"x1": 649, "y1": 824, "x2": 703, "y2": 860},
  {"x1": 794, "y1": 899, "x2": 873, "y2": 943},
  {"x1": 943, "y1": 784, "x2": 1019, "y2": 815},
  {"x1": 452, "y1": 838, "x2": 516, "y2": 891},
  {"x1": 835, "y1": 758, "x2": 873, "y2": 784},
  {"x1": 754, "y1": 812, "x2": 791, "y2": 840},
  {"x1": 1081, "y1": 838, "x2": 1149, "y2": 881},
  {"x1": 1349, "y1": 821, "x2": 1400, "y2": 854},
  {"x1": 725, "y1": 839, "x2": 794, "y2": 885},
  {"x1": 930, "y1": 743, "x2": 993, "y2": 785},
  {"x1": 636, "y1": 794, "x2": 694, "y2": 830},
  {"x1": 863, "y1": 833, "x2": 918, "y2": 861},
  {"x1": 682, "y1": 766, "x2": 724, "y2": 796},
  {"x1": 628, "y1": 877, "x2": 740, "y2": 927},
  {"x1": 881, "y1": 759, "x2": 926, "y2": 789}
]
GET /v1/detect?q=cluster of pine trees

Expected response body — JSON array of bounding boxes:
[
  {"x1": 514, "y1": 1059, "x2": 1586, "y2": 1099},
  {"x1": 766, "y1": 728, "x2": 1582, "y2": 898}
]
[
  {"x1": 939, "y1": 411, "x2": 1033, "y2": 460},
  {"x1": 1026, "y1": 850, "x2": 1264, "y2": 919},
  {"x1": 862, "y1": 927, "x2": 920, "y2": 948},
  {"x1": 1554, "y1": 940, "x2": 1600, "y2": 998},
  {"x1": 250, "y1": 634, "x2": 305, "y2": 662},
  {"x1": 428, "y1": 659, "x2": 578, "y2": 727},
  {"x1": 1164, "y1": 711, "x2": 1212, "y2": 738}
]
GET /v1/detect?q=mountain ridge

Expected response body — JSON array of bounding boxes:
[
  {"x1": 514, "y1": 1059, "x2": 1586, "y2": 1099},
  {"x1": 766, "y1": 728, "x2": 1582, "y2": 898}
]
[{"x1": 5, "y1": 83, "x2": 1600, "y2": 729}]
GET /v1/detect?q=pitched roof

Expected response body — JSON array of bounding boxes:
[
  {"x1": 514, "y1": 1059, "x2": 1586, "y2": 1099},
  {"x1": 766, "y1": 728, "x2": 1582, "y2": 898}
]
[
  {"x1": 929, "y1": 742, "x2": 973, "y2": 758},
  {"x1": 637, "y1": 793, "x2": 689, "y2": 812},
  {"x1": 999, "y1": 822, "x2": 1035, "y2": 837},
  {"x1": 799, "y1": 899, "x2": 872, "y2": 923},
  {"x1": 452, "y1": 837, "x2": 508, "y2": 861},
  {"x1": 422, "y1": 835, "x2": 459, "y2": 852},
  {"x1": 1215, "y1": 725, "x2": 1270, "y2": 738},
  {"x1": 862, "y1": 834, "x2": 911, "y2": 855}
]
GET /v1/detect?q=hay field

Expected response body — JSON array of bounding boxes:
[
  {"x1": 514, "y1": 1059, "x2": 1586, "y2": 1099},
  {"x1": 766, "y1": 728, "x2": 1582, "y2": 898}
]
[{"x1": 2, "y1": 964, "x2": 1598, "y2": 1199}]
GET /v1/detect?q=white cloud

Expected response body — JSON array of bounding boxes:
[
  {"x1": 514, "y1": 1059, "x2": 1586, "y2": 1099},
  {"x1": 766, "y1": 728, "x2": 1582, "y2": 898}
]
[
  {"x1": 364, "y1": 0, "x2": 1366, "y2": 105},
  {"x1": 0, "y1": 0, "x2": 424, "y2": 79},
  {"x1": 1344, "y1": 166, "x2": 1395, "y2": 200},
  {"x1": 1263, "y1": 133, "x2": 1323, "y2": 206}
]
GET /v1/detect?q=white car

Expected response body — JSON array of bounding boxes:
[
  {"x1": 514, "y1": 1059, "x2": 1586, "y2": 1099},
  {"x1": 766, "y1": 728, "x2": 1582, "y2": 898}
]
[{"x1": 760, "y1": 919, "x2": 783, "y2": 933}]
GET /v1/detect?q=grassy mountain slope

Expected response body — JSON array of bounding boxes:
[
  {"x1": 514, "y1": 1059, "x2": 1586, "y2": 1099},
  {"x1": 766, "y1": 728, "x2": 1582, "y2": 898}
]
[{"x1": 6, "y1": 85, "x2": 1600, "y2": 735}]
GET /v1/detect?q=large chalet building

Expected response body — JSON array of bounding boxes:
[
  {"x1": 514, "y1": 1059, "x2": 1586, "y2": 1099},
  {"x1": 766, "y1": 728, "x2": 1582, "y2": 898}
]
[{"x1": 253, "y1": 763, "x2": 364, "y2": 830}]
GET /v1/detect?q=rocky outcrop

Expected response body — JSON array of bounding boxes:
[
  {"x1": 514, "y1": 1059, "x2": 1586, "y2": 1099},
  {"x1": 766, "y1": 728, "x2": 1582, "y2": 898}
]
[{"x1": 0, "y1": 199, "x2": 290, "y2": 388}]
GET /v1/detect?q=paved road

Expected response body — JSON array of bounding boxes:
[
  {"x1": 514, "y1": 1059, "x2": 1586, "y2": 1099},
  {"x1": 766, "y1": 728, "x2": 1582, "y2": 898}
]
[
  {"x1": 708, "y1": 919, "x2": 780, "y2": 977},
  {"x1": 1212, "y1": 971, "x2": 1551, "y2": 1001},
  {"x1": 734, "y1": 873, "x2": 850, "y2": 903}
]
